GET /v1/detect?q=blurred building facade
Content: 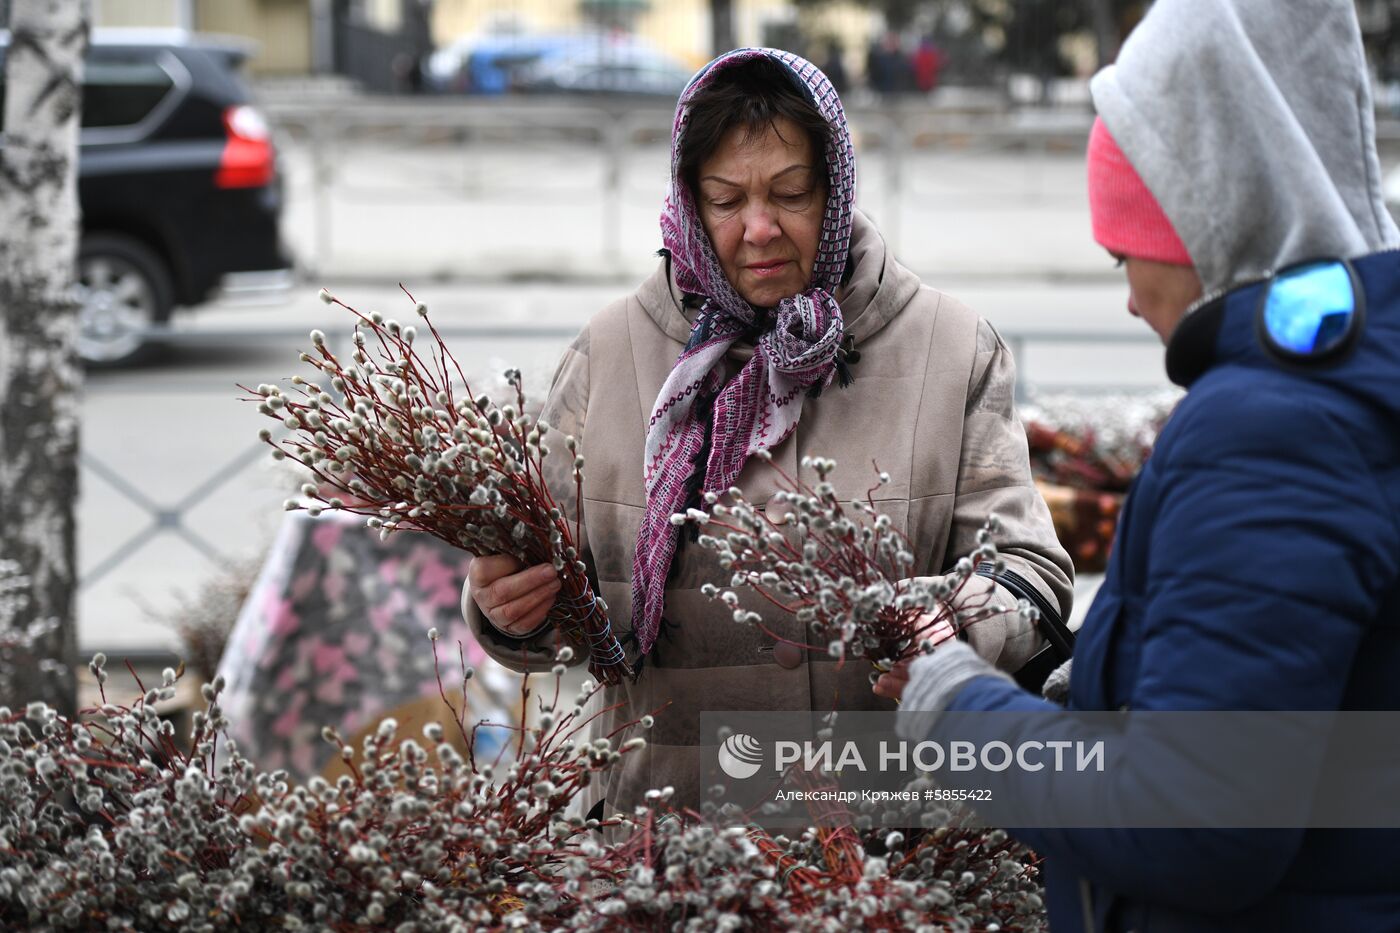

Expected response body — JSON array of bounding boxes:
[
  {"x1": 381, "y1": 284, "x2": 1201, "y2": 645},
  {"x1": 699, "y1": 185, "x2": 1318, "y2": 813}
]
[
  {"x1": 96, "y1": 0, "x2": 315, "y2": 73},
  {"x1": 430, "y1": 0, "x2": 876, "y2": 70},
  {"x1": 93, "y1": 0, "x2": 431, "y2": 91},
  {"x1": 89, "y1": 0, "x2": 877, "y2": 82},
  {"x1": 52, "y1": 1, "x2": 1400, "y2": 103}
]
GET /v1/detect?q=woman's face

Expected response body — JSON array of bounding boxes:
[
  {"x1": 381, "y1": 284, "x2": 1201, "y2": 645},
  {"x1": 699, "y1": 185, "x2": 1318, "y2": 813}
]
[
  {"x1": 1115, "y1": 254, "x2": 1204, "y2": 343},
  {"x1": 695, "y1": 116, "x2": 828, "y2": 308}
]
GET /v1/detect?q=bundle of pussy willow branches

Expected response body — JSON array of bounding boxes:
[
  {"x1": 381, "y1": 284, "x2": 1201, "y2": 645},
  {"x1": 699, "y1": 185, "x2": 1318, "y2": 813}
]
[
  {"x1": 684, "y1": 455, "x2": 1034, "y2": 671},
  {"x1": 0, "y1": 637, "x2": 1047, "y2": 931},
  {"x1": 240, "y1": 289, "x2": 629, "y2": 685},
  {"x1": 0, "y1": 638, "x2": 650, "y2": 931}
]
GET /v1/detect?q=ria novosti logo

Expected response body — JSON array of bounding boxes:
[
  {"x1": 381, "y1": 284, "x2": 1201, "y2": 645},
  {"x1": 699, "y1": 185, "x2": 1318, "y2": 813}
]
[
  {"x1": 716, "y1": 733, "x2": 1107, "y2": 780},
  {"x1": 717, "y1": 733, "x2": 764, "y2": 779}
]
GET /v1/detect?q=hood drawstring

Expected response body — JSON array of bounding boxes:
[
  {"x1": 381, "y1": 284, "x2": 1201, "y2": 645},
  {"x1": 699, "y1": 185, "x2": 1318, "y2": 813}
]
[
  {"x1": 836, "y1": 333, "x2": 860, "y2": 388},
  {"x1": 806, "y1": 334, "x2": 859, "y2": 399}
]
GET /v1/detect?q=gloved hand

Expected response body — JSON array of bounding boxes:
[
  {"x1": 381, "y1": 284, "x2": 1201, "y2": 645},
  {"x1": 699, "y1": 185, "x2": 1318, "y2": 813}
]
[
  {"x1": 894, "y1": 642, "x2": 1013, "y2": 740},
  {"x1": 1041, "y1": 658, "x2": 1073, "y2": 705}
]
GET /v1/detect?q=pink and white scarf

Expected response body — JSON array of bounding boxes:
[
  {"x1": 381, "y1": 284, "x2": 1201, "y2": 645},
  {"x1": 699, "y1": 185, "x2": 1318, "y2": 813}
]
[{"x1": 630, "y1": 48, "x2": 857, "y2": 659}]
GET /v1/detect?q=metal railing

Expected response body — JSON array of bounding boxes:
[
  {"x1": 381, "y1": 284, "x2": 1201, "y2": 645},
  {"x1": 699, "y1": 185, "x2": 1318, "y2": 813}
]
[
  {"x1": 260, "y1": 97, "x2": 1099, "y2": 279},
  {"x1": 1002, "y1": 330, "x2": 1162, "y2": 403}
]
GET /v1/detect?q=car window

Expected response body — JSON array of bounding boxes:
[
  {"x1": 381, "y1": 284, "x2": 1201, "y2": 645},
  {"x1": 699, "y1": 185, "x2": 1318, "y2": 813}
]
[
  {"x1": 0, "y1": 51, "x2": 175, "y2": 133},
  {"x1": 82, "y1": 55, "x2": 175, "y2": 129},
  {"x1": 580, "y1": 64, "x2": 639, "y2": 92}
]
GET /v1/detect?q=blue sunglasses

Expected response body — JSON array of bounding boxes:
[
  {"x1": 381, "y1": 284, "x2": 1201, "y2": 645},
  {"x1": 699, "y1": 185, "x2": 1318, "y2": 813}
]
[{"x1": 1255, "y1": 259, "x2": 1365, "y2": 365}]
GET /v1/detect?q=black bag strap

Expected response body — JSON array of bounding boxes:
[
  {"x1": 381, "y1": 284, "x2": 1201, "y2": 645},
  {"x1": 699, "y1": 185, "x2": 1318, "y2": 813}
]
[{"x1": 974, "y1": 561, "x2": 1075, "y2": 693}]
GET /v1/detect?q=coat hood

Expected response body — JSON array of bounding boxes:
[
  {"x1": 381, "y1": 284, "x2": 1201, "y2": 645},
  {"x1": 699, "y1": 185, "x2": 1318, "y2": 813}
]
[
  {"x1": 1090, "y1": 0, "x2": 1399, "y2": 297},
  {"x1": 639, "y1": 209, "x2": 922, "y2": 352}
]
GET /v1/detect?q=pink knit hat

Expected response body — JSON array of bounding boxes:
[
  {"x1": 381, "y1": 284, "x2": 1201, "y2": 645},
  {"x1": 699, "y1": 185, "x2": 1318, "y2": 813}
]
[{"x1": 1087, "y1": 117, "x2": 1193, "y2": 266}]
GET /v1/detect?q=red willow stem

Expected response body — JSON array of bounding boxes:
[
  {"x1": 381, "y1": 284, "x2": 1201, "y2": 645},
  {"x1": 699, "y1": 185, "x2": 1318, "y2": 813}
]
[{"x1": 429, "y1": 637, "x2": 472, "y2": 756}]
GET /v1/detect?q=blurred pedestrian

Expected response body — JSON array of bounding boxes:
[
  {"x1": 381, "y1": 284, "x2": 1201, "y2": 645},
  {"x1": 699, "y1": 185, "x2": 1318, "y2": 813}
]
[
  {"x1": 866, "y1": 31, "x2": 910, "y2": 96},
  {"x1": 819, "y1": 39, "x2": 849, "y2": 96},
  {"x1": 880, "y1": 0, "x2": 1400, "y2": 929},
  {"x1": 391, "y1": 52, "x2": 424, "y2": 95},
  {"x1": 912, "y1": 36, "x2": 945, "y2": 94},
  {"x1": 463, "y1": 48, "x2": 1072, "y2": 819}
]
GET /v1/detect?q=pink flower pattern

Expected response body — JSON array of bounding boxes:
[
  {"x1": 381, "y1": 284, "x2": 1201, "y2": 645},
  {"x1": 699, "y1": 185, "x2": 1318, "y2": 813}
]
[{"x1": 218, "y1": 514, "x2": 517, "y2": 781}]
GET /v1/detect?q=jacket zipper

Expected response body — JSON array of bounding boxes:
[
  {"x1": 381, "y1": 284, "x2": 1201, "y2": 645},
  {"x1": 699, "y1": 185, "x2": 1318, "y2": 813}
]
[{"x1": 1080, "y1": 878, "x2": 1096, "y2": 933}]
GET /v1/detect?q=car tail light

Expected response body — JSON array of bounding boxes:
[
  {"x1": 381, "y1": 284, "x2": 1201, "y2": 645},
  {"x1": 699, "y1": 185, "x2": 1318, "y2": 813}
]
[{"x1": 216, "y1": 105, "x2": 274, "y2": 189}]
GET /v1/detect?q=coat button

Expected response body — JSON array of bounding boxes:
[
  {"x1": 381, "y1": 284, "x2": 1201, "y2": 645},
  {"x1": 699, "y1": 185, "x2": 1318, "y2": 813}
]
[
  {"x1": 765, "y1": 494, "x2": 794, "y2": 525},
  {"x1": 772, "y1": 642, "x2": 804, "y2": 669}
]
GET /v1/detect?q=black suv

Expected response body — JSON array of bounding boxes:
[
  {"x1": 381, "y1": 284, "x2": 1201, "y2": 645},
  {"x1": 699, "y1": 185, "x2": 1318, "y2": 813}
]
[{"x1": 0, "y1": 29, "x2": 291, "y2": 364}]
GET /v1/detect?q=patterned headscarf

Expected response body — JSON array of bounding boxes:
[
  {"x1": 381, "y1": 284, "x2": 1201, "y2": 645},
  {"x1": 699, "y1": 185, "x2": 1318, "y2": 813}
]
[{"x1": 631, "y1": 48, "x2": 857, "y2": 659}]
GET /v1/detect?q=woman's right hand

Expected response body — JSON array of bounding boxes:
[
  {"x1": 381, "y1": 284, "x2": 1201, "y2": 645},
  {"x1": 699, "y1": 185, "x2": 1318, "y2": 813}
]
[{"x1": 467, "y1": 555, "x2": 562, "y2": 637}]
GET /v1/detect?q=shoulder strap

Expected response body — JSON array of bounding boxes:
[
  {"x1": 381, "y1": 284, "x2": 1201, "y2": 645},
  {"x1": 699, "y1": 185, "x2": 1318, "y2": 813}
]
[{"x1": 975, "y1": 560, "x2": 1076, "y2": 694}]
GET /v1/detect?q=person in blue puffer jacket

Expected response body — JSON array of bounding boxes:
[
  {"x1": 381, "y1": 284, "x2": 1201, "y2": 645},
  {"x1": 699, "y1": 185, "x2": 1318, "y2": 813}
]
[{"x1": 875, "y1": 0, "x2": 1400, "y2": 930}]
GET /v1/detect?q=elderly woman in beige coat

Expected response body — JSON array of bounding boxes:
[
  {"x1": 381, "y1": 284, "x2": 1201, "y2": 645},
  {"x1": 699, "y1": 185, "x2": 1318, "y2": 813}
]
[{"x1": 461, "y1": 49, "x2": 1072, "y2": 817}]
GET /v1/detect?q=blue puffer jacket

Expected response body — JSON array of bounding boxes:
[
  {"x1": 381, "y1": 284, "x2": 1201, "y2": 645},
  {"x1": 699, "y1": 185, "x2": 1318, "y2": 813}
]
[{"x1": 944, "y1": 248, "x2": 1400, "y2": 932}]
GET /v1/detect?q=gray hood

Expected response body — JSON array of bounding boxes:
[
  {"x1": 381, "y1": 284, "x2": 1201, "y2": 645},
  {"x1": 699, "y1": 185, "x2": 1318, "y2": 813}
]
[{"x1": 1090, "y1": 0, "x2": 1399, "y2": 296}]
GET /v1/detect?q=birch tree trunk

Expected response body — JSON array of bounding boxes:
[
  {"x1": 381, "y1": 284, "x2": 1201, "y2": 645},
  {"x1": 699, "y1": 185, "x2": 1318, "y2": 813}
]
[{"x1": 0, "y1": 0, "x2": 89, "y2": 716}]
